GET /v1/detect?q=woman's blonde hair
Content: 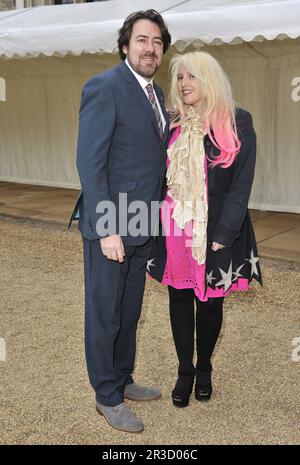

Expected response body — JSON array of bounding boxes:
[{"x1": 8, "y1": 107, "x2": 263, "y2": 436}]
[{"x1": 169, "y1": 51, "x2": 241, "y2": 168}]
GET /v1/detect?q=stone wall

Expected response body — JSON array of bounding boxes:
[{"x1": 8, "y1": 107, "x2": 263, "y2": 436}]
[
  {"x1": 0, "y1": 0, "x2": 108, "y2": 12},
  {"x1": 0, "y1": 0, "x2": 15, "y2": 11}
]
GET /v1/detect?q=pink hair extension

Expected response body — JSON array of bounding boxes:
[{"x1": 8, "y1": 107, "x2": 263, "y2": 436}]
[{"x1": 205, "y1": 110, "x2": 241, "y2": 169}]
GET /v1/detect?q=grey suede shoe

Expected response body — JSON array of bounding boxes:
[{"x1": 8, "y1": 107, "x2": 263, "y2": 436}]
[
  {"x1": 96, "y1": 401, "x2": 144, "y2": 433},
  {"x1": 124, "y1": 382, "x2": 162, "y2": 401}
]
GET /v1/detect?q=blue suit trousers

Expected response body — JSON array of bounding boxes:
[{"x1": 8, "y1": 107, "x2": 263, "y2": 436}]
[{"x1": 82, "y1": 237, "x2": 152, "y2": 406}]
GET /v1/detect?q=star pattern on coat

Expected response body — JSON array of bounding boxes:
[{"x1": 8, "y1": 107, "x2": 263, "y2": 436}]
[
  {"x1": 232, "y1": 263, "x2": 245, "y2": 281},
  {"x1": 215, "y1": 261, "x2": 233, "y2": 292},
  {"x1": 246, "y1": 249, "x2": 260, "y2": 277},
  {"x1": 147, "y1": 258, "x2": 156, "y2": 273},
  {"x1": 206, "y1": 270, "x2": 217, "y2": 286}
]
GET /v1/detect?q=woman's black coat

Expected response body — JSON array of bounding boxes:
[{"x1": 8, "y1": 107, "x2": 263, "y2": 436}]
[{"x1": 149, "y1": 108, "x2": 262, "y2": 289}]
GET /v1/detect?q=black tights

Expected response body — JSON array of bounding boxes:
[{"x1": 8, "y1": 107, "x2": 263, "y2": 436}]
[{"x1": 168, "y1": 286, "x2": 224, "y2": 375}]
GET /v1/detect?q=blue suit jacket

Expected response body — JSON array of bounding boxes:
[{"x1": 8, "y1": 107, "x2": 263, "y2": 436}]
[{"x1": 69, "y1": 61, "x2": 169, "y2": 245}]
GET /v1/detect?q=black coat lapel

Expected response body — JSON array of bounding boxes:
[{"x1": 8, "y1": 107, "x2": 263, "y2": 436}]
[{"x1": 154, "y1": 82, "x2": 170, "y2": 145}]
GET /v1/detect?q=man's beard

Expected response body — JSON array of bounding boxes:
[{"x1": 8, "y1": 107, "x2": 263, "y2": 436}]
[{"x1": 128, "y1": 55, "x2": 159, "y2": 79}]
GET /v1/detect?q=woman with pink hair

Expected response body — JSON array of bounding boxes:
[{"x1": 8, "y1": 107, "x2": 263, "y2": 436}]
[{"x1": 148, "y1": 51, "x2": 262, "y2": 408}]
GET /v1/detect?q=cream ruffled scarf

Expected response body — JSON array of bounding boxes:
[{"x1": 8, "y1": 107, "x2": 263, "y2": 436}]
[{"x1": 166, "y1": 105, "x2": 208, "y2": 265}]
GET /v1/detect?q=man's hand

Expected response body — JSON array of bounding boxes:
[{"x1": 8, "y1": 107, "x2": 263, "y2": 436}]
[
  {"x1": 211, "y1": 242, "x2": 225, "y2": 252},
  {"x1": 100, "y1": 235, "x2": 125, "y2": 262}
]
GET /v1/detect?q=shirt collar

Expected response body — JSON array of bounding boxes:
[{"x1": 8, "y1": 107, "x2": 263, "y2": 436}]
[{"x1": 125, "y1": 58, "x2": 154, "y2": 91}]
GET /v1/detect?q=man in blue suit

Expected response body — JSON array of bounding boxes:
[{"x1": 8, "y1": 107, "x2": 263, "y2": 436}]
[{"x1": 70, "y1": 10, "x2": 171, "y2": 433}]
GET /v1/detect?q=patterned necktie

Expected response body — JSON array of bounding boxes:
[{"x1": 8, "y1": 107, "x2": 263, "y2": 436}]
[{"x1": 146, "y1": 83, "x2": 163, "y2": 138}]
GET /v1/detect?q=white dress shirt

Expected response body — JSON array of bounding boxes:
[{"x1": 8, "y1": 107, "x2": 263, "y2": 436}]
[{"x1": 125, "y1": 58, "x2": 166, "y2": 131}]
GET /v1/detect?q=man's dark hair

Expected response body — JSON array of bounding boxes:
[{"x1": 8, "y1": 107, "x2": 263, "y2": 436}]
[{"x1": 118, "y1": 9, "x2": 171, "y2": 60}]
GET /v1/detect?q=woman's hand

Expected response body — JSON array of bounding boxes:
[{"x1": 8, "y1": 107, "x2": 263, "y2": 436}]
[
  {"x1": 211, "y1": 242, "x2": 225, "y2": 252},
  {"x1": 167, "y1": 108, "x2": 186, "y2": 130}
]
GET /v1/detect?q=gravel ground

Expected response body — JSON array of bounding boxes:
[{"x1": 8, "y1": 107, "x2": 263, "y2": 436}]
[{"x1": 0, "y1": 215, "x2": 299, "y2": 445}]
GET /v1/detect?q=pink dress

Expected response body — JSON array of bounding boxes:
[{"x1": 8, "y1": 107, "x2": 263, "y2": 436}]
[{"x1": 160, "y1": 127, "x2": 250, "y2": 302}]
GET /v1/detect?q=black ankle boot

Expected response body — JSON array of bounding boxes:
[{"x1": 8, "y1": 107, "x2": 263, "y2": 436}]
[
  {"x1": 195, "y1": 369, "x2": 212, "y2": 402},
  {"x1": 172, "y1": 371, "x2": 195, "y2": 408}
]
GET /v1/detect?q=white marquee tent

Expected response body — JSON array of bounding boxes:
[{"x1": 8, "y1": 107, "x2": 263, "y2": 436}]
[{"x1": 0, "y1": 0, "x2": 300, "y2": 212}]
